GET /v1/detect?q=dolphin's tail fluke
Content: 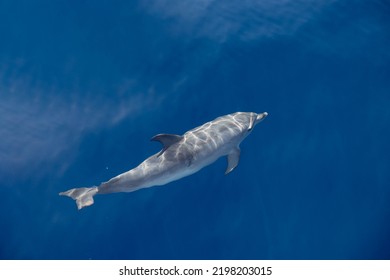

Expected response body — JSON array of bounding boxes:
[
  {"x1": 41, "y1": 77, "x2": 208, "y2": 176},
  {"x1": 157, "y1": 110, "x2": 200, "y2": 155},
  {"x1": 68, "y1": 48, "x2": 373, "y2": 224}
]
[{"x1": 59, "y1": 187, "x2": 98, "y2": 210}]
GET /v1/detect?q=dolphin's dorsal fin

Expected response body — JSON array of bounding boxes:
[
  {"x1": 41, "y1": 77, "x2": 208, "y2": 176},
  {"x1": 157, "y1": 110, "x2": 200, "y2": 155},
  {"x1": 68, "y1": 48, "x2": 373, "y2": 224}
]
[
  {"x1": 151, "y1": 134, "x2": 183, "y2": 157},
  {"x1": 225, "y1": 147, "x2": 241, "y2": 175}
]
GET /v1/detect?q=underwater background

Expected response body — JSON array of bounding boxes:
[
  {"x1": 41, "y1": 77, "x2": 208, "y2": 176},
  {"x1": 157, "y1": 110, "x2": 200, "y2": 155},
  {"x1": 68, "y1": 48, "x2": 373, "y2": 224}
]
[{"x1": 1, "y1": 0, "x2": 389, "y2": 259}]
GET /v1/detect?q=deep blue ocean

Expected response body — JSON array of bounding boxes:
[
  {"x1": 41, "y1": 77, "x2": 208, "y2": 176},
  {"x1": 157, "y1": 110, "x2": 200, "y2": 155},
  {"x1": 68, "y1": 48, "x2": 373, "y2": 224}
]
[{"x1": 1, "y1": 0, "x2": 389, "y2": 260}]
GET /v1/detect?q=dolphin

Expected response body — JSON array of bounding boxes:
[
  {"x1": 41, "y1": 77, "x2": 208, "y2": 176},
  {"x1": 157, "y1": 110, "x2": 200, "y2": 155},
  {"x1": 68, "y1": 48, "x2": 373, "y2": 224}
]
[{"x1": 59, "y1": 111, "x2": 268, "y2": 209}]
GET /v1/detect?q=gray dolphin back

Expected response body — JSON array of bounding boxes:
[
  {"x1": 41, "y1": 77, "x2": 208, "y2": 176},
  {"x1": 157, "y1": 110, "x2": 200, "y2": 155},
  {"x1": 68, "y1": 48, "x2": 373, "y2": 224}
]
[{"x1": 59, "y1": 111, "x2": 268, "y2": 210}]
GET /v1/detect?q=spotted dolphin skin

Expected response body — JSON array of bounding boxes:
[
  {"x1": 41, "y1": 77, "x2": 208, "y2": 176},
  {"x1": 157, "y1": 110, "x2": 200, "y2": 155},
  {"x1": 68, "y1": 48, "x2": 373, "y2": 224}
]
[{"x1": 59, "y1": 111, "x2": 268, "y2": 209}]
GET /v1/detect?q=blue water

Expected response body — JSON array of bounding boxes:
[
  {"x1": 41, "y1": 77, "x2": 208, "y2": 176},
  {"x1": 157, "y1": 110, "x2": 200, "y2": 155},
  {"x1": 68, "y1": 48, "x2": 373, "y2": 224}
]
[{"x1": 1, "y1": 0, "x2": 389, "y2": 260}]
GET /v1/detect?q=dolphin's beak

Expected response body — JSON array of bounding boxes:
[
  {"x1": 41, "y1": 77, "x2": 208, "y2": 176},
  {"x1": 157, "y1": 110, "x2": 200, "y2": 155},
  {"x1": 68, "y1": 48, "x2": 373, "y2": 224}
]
[{"x1": 255, "y1": 112, "x2": 268, "y2": 124}]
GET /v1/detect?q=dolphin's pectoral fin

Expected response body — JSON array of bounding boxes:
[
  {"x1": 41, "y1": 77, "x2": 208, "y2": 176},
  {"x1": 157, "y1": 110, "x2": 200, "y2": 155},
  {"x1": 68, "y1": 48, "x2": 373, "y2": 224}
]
[
  {"x1": 225, "y1": 147, "x2": 241, "y2": 175},
  {"x1": 151, "y1": 133, "x2": 183, "y2": 157}
]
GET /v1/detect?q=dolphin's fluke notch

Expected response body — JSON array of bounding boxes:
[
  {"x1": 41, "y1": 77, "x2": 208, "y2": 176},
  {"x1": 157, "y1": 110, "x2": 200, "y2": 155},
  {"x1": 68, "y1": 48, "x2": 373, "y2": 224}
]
[{"x1": 59, "y1": 187, "x2": 98, "y2": 210}]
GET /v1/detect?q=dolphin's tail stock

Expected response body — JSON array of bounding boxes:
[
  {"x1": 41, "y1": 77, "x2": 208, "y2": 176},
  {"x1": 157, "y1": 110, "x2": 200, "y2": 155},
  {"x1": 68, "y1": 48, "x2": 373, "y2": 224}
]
[{"x1": 59, "y1": 187, "x2": 98, "y2": 210}]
